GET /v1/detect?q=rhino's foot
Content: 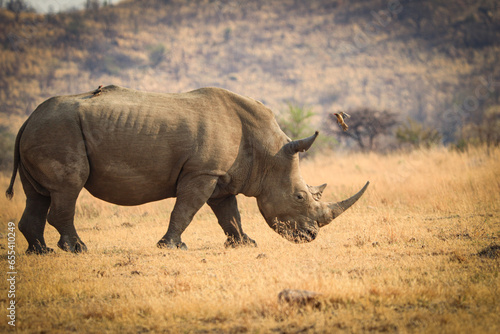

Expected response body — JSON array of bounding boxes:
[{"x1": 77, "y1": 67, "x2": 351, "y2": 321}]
[
  {"x1": 26, "y1": 243, "x2": 54, "y2": 255},
  {"x1": 157, "y1": 239, "x2": 188, "y2": 250},
  {"x1": 57, "y1": 235, "x2": 87, "y2": 253},
  {"x1": 225, "y1": 234, "x2": 257, "y2": 248}
]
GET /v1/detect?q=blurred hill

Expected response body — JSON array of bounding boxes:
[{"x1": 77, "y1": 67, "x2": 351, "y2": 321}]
[{"x1": 0, "y1": 0, "x2": 499, "y2": 154}]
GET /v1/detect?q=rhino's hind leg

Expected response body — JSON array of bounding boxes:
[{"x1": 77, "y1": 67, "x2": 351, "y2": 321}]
[
  {"x1": 17, "y1": 168, "x2": 52, "y2": 254},
  {"x1": 47, "y1": 192, "x2": 87, "y2": 253},
  {"x1": 18, "y1": 193, "x2": 52, "y2": 254},
  {"x1": 207, "y1": 195, "x2": 257, "y2": 248},
  {"x1": 157, "y1": 174, "x2": 219, "y2": 250}
]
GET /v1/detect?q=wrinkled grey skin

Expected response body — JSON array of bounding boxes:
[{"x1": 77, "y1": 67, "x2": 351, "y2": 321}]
[{"x1": 5, "y1": 85, "x2": 369, "y2": 254}]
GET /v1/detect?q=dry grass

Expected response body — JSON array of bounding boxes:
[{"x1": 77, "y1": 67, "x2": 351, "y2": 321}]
[{"x1": 1, "y1": 147, "x2": 499, "y2": 333}]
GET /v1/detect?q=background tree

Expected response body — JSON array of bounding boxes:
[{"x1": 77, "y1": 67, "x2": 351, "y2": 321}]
[
  {"x1": 459, "y1": 105, "x2": 500, "y2": 148},
  {"x1": 396, "y1": 118, "x2": 441, "y2": 149},
  {"x1": 85, "y1": 0, "x2": 101, "y2": 12},
  {"x1": 6, "y1": 0, "x2": 30, "y2": 12},
  {"x1": 278, "y1": 102, "x2": 314, "y2": 140},
  {"x1": 326, "y1": 108, "x2": 399, "y2": 152},
  {"x1": 6, "y1": 0, "x2": 31, "y2": 20},
  {"x1": 278, "y1": 102, "x2": 336, "y2": 156}
]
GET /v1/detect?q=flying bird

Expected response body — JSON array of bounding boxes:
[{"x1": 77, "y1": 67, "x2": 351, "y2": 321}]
[
  {"x1": 92, "y1": 85, "x2": 103, "y2": 97},
  {"x1": 333, "y1": 111, "x2": 350, "y2": 131}
]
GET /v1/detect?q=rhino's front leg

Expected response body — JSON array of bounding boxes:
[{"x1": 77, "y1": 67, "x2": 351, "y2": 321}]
[
  {"x1": 157, "y1": 175, "x2": 218, "y2": 250},
  {"x1": 207, "y1": 195, "x2": 257, "y2": 248}
]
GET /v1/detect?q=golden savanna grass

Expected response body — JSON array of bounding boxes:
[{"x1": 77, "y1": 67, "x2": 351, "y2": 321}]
[{"x1": 1, "y1": 147, "x2": 499, "y2": 333}]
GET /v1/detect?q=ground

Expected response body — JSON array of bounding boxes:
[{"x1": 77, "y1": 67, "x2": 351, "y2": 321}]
[{"x1": 0, "y1": 147, "x2": 499, "y2": 333}]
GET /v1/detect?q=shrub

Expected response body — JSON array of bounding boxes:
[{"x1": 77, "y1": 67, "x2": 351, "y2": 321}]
[
  {"x1": 148, "y1": 43, "x2": 167, "y2": 68},
  {"x1": 396, "y1": 118, "x2": 441, "y2": 149},
  {"x1": 459, "y1": 105, "x2": 500, "y2": 148}
]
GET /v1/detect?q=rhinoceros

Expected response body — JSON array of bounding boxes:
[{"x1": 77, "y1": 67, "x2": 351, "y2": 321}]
[{"x1": 6, "y1": 85, "x2": 368, "y2": 254}]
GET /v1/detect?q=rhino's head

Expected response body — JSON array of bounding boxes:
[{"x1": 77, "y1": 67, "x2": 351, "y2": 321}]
[{"x1": 256, "y1": 131, "x2": 369, "y2": 243}]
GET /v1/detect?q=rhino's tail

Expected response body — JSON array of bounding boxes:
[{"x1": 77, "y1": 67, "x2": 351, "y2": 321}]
[{"x1": 5, "y1": 120, "x2": 28, "y2": 200}]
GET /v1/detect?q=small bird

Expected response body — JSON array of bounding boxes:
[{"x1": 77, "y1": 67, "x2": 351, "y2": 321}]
[
  {"x1": 92, "y1": 85, "x2": 103, "y2": 97},
  {"x1": 333, "y1": 111, "x2": 350, "y2": 131}
]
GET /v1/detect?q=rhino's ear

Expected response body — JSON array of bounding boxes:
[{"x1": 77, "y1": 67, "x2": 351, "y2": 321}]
[
  {"x1": 307, "y1": 183, "x2": 327, "y2": 201},
  {"x1": 283, "y1": 131, "x2": 319, "y2": 156}
]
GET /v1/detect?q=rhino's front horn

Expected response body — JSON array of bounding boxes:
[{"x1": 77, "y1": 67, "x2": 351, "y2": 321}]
[
  {"x1": 283, "y1": 131, "x2": 319, "y2": 155},
  {"x1": 319, "y1": 181, "x2": 370, "y2": 227}
]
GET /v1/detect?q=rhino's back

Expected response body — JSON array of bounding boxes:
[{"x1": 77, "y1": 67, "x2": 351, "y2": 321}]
[{"x1": 21, "y1": 85, "x2": 280, "y2": 205}]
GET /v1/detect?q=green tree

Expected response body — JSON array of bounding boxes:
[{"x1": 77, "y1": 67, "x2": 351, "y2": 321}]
[
  {"x1": 278, "y1": 102, "x2": 315, "y2": 140},
  {"x1": 278, "y1": 103, "x2": 336, "y2": 156}
]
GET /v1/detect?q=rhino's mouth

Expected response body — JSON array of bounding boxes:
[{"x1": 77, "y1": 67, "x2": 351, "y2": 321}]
[{"x1": 272, "y1": 219, "x2": 319, "y2": 243}]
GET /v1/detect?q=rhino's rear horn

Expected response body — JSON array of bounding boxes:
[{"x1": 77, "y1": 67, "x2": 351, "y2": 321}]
[
  {"x1": 283, "y1": 131, "x2": 319, "y2": 156},
  {"x1": 320, "y1": 181, "x2": 369, "y2": 227},
  {"x1": 307, "y1": 183, "x2": 327, "y2": 200}
]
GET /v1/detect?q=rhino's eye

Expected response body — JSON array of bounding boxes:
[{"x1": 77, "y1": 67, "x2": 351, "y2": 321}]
[{"x1": 294, "y1": 192, "x2": 306, "y2": 202}]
